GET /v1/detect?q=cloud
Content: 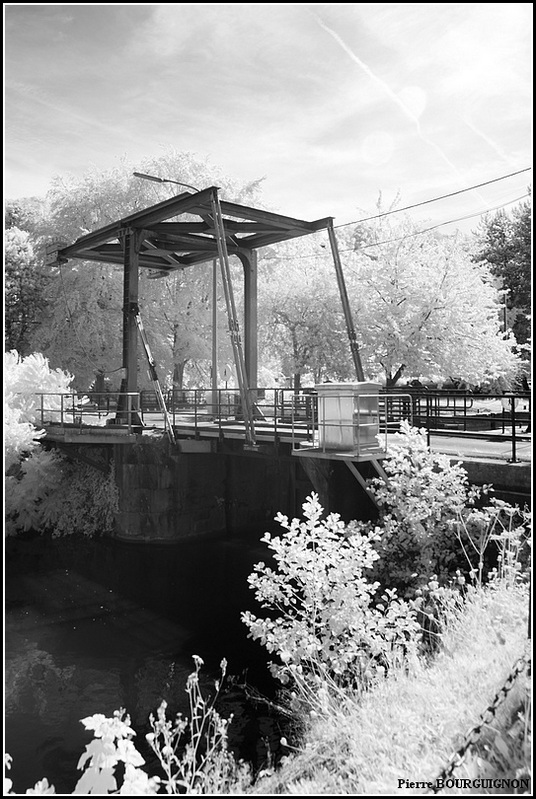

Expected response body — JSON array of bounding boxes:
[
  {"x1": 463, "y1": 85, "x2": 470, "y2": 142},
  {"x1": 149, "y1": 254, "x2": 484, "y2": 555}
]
[
  {"x1": 6, "y1": 79, "x2": 150, "y2": 148},
  {"x1": 311, "y1": 13, "x2": 473, "y2": 187}
]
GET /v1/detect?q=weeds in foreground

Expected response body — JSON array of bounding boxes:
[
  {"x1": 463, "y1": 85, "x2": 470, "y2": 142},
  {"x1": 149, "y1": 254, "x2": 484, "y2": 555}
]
[
  {"x1": 452, "y1": 500, "x2": 530, "y2": 587},
  {"x1": 4, "y1": 657, "x2": 251, "y2": 795},
  {"x1": 144, "y1": 656, "x2": 250, "y2": 794}
]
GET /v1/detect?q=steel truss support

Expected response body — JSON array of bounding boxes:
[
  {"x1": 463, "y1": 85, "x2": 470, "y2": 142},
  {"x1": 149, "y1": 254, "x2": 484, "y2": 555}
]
[
  {"x1": 327, "y1": 220, "x2": 365, "y2": 382},
  {"x1": 210, "y1": 189, "x2": 257, "y2": 448},
  {"x1": 134, "y1": 311, "x2": 176, "y2": 444},
  {"x1": 236, "y1": 249, "x2": 258, "y2": 388}
]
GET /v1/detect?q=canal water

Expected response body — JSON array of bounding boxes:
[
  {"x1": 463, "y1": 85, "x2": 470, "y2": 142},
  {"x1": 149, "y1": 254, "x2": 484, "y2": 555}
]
[{"x1": 5, "y1": 531, "x2": 288, "y2": 795}]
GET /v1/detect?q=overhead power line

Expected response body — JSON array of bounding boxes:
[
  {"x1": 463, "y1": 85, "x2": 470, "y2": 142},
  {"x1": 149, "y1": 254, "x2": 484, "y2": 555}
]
[
  {"x1": 333, "y1": 166, "x2": 532, "y2": 230},
  {"x1": 266, "y1": 192, "x2": 530, "y2": 261},
  {"x1": 341, "y1": 192, "x2": 531, "y2": 253}
]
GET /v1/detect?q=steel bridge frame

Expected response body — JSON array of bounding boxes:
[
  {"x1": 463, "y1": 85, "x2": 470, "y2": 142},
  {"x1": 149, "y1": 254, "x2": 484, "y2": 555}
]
[{"x1": 46, "y1": 188, "x2": 360, "y2": 409}]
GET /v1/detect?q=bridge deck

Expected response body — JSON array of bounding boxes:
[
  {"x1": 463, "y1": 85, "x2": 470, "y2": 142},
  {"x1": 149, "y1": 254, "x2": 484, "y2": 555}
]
[{"x1": 42, "y1": 412, "x2": 531, "y2": 464}]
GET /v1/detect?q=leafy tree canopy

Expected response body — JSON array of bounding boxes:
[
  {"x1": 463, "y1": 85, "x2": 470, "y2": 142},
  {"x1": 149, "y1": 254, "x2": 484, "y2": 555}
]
[
  {"x1": 345, "y1": 212, "x2": 521, "y2": 387},
  {"x1": 26, "y1": 150, "x2": 265, "y2": 390},
  {"x1": 472, "y1": 193, "x2": 531, "y2": 348},
  {"x1": 5, "y1": 227, "x2": 48, "y2": 355},
  {"x1": 258, "y1": 234, "x2": 351, "y2": 389}
]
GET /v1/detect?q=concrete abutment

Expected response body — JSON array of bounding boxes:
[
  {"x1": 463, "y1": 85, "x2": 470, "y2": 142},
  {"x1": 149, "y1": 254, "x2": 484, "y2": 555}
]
[
  {"x1": 111, "y1": 439, "x2": 376, "y2": 543},
  {"x1": 88, "y1": 440, "x2": 530, "y2": 543}
]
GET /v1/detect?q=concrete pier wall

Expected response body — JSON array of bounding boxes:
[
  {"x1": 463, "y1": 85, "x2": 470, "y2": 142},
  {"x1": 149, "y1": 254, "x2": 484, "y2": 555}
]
[
  {"x1": 108, "y1": 440, "x2": 530, "y2": 543},
  {"x1": 111, "y1": 440, "x2": 309, "y2": 542}
]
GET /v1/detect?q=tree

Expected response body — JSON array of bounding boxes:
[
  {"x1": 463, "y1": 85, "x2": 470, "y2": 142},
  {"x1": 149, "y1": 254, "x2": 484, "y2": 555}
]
[
  {"x1": 5, "y1": 227, "x2": 47, "y2": 355},
  {"x1": 472, "y1": 195, "x2": 531, "y2": 350},
  {"x1": 5, "y1": 196, "x2": 48, "y2": 235},
  {"x1": 258, "y1": 236, "x2": 352, "y2": 389},
  {"x1": 27, "y1": 150, "x2": 264, "y2": 390},
  {"x1": 343, "y1": 213, "x2": 521, "y2": 388}
]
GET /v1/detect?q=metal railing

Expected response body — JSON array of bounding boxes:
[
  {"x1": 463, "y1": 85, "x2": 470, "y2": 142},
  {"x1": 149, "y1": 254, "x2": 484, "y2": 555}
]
[
  {"x1": 35, "y1": 391, "x2": 141, "y2": 434},
  {"x1": 32, "y1": 387, "x2": 531, "y2": 463},
  {"x1": 383, "y1": 388, "x2": 531, "y2": 463}
]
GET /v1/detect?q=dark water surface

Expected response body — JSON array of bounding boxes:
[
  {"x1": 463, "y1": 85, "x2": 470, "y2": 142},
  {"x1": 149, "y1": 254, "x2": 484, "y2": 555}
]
[{"x1": 5, "y1": 532, "x2": 286, "y2": 795}]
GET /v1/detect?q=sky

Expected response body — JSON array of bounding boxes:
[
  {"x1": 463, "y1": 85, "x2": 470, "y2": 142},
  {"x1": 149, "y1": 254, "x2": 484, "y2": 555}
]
[{"x1": 4, "y1": 3, "x2": 533, "y2": 232}]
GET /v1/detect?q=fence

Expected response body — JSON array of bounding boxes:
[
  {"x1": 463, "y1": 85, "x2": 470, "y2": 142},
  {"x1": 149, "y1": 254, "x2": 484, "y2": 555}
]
[{"x1": 33, "y1": 387, "x2": 531, "y2": 463}]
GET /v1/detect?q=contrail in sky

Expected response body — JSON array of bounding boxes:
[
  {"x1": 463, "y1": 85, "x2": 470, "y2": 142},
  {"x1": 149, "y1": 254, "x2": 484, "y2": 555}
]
[
  {"x1": 313, "y1": 15, "x2": 488, "y2": 202},
  {"x1": 8, "y1": 79, "x2": 149, "y2": 149},
  {"x1": 462, "y1": 117, "x2": 513, "y2": 164}
]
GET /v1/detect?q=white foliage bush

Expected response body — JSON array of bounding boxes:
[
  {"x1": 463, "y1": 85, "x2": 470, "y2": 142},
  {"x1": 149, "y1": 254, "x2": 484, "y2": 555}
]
[
  {"x1": 4, "y1": 350, "x2": 74, "y2": 424},
  {"x1": 4, "y1": 350, "x2": 73, "y2": 471},
  {"x1": 371, "y1": 420, "x2": 477, "y2": 522},
  {"x1": 4, "y1": 350, "x2": 117, "y2": 537},
  {"x1": 5, "y1": 449, "x2": 66, "y2": 535},
  {"x1": 40, "y1": 461, "x2": 119, "y2": 538},
  {"x1": 242, "y1": 493, "x2": 420, "y2": 687},
  {"x1": 367, "y1": 421, "x2": 499, "y2": 591}
]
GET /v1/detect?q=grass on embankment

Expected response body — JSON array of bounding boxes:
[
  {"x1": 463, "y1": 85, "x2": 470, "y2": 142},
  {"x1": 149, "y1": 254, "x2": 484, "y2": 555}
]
[{"x1": 249, "y1": 582, "x2": 530, "y2": 795}]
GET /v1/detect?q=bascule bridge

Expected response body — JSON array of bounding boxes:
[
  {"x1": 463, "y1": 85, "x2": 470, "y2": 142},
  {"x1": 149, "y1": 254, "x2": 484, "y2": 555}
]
[{"x1": 42, "y1": 187, "x2": 530, "y2": 541}]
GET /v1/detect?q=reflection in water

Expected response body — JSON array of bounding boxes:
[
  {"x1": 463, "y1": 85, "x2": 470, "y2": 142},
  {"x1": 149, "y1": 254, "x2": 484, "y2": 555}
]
[{"x1": 5, "y1": 535, "x2": 285, "y2": 794}]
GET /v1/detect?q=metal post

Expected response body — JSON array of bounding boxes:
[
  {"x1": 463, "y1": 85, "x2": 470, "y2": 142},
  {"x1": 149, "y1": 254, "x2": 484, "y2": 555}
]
[
  {"x1": 508, "y1": 396, "x2": 519, "y2": 463},
  {"x1": 326, "y1": 219, "x2": 365, "y2": 382},
  {"x1": 217, "y1": 389, "x2": 223, "y2": 440},
  {"x1": 238, "y1": 249, "x2": 258, "y2": 388},
  {"x1": 210, "y1": 189, "x2": 256, "y2": 447},
  {"x1": 211, "y1": 259, "x2": 218, "y2": 416},
  {"x1": 122, "y1": 230, "x2": 140, "y2": 397}
]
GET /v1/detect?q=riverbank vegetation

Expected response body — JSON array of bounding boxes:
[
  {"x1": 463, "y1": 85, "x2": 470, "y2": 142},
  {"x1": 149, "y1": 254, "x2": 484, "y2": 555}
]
[
  {"x1": 4, "y1": 426, "x2": 530, "y2": 795},
  {"x1": 249, "y1": 579, "x2": 530, "y2": 795},
  {"x1": 5, "y1": 350, "x2": 118, "y2": 538}
]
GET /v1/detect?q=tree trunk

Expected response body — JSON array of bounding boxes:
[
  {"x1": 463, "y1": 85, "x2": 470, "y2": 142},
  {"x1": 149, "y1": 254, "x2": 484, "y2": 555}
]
[
  {"x1": 386, "y1": 364, "x2": 406, "y2": 388},
  {"x1": 172, "y1": 361, "x2": 186, "y2": 390},
  {"x1": 94, "y1": 370, "x2": 106, "y2": 394}
]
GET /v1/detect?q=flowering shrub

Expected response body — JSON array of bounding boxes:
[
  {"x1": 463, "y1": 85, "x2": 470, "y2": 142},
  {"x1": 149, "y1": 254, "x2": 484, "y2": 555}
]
[
  {"x1": 242, "y1": 493, "x2": 420, "y2": 687},
  {"x1": 4, "y1": 350, "x2": 73, "y2": 471},
  {"x1": 4, "y1": 350, "x2": 118, "y2": 537},
  {"x1": 368, "y1": 421, "x2": 491, "y2": 592}
]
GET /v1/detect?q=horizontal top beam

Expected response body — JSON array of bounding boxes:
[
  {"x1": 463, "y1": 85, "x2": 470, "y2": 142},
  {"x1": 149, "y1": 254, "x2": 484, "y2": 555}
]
[{"x1": 51, "y1": 187, "x2": 333, "y2": 268}]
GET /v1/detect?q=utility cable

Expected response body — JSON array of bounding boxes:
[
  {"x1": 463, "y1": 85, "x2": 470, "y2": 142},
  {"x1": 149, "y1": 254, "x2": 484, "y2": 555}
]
[
  {"x1": 333, "y1": 167, "x2": 531, "y2": 229},
  {"x1": 265, "y1": 192, "x2": 530, "y2": 261},
  {"x1": 342, "y1": 192, "x2": 531, "y2": 253}
]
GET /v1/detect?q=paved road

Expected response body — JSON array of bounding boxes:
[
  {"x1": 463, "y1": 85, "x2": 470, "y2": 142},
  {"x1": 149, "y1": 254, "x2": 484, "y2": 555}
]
[{"x1": 427, "y1": 430, "x2": 531, "y2": 463}]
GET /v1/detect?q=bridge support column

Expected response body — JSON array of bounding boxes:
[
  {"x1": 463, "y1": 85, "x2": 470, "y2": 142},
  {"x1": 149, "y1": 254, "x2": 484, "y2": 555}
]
[
  {"x1": 119, "y1": 229, "x2": 141, "y2": 421},
  {"x1": 238, "y1": 249, "x2": 258, "y2": 388}
]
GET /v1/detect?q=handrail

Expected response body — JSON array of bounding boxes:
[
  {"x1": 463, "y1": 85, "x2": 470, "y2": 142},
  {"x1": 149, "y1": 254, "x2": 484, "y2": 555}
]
[
  {"x1": 382, "y1": 388, "x2": 531, "y2": 462},
  {"x1": 34, "y1": 391, "x2": 141, "y2": 433},
  {"x1": 31, "y1": 387, "x2": 531, "y2": 463}
]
